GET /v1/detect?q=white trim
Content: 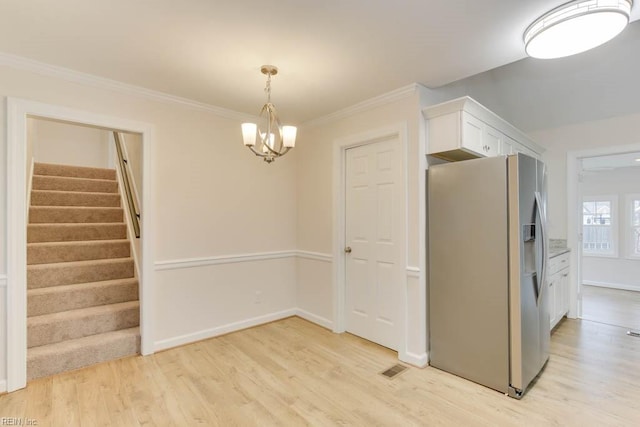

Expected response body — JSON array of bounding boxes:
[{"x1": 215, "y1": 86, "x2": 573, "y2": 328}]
[
  {"x1": 0, "y1": 379, "x2": 6, "y2": 393},
  {"x1": 399, "y1": 351, "x2": 429, "y2": 368},
  {"x1": 304, "y1": 84, "x2": 419, "y2": 128},
  {"x1": 332, "y1": 124, "x2": 408, "y2": 358},
  {"x1": 295, "y1": 309, "x2": 334, "y2": 330},
  {"x1": 155, "y1": 251, "x2": 297, "y2": 271},
  {"x1": 0, "y1": 52, "x2": 255, "y2": 122},
  {"x1": 583, "y1": 281, "x2": 640, "y2": 292},
  {"x1": 155, "y1": 251, "x2": 332, "y2": 271},
  {"x1": 296, "y1": 250, "x2": 333, "y2": 263},
  {"x1": 6, "y1": 97, "x2": 157, "y2": 391},
  {"x1": 406, "y1": 266, "x2": 420, "y2": 278},
  {"x1": 0, "y1": 275, "x2": 7, "y2": 287},
  {"x1": 625, "y1": 193, "x2": 640, "y2": 259},
  {"x1": 154, "y1": 309, "x2": 297, "y2": 352},
  {"x1": 567, "y1": 142, "x2": 640, "y2": 321}
]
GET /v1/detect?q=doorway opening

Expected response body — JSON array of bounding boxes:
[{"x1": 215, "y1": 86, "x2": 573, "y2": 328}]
[
  {"x1": 574, "y1": 151, "x2": 640, "y2": 333},
  {"x1": 6, "y1": 98, "x2": 156, "y2": 392}
]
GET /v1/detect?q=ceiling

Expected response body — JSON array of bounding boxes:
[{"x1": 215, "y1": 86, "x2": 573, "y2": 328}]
[{"x1": 0, "y1": 0, "x2": 638, "y2": 123}]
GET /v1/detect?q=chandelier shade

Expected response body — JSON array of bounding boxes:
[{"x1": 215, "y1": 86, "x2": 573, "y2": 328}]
[
  {"x1": 241, "y1": 65, "x2": 296, "y2": 163},
  {"x1": 524, "y1": 0, "x2": 633, "y2": 59}
]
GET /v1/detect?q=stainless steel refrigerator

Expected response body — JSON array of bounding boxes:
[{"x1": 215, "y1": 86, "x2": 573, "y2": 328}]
[{"x1": 427, "y1": 153, "x2": 549, "y2": 399}]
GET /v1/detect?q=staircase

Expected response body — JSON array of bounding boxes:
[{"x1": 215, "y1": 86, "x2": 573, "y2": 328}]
[{"x1": 27, "y1": 162, "x2": 140, "y2": 381}]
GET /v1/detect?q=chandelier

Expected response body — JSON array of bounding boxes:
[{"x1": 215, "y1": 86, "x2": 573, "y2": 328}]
[
  {"x1": 524, "y1": 0, "x2": 632, "y2": 59},
  {"x1": 241, "y1": 65, "x2": 296, "y2": 163}
]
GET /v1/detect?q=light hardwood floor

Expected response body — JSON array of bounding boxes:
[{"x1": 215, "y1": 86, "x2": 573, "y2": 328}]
[
  {"x1": 582, "y1": 285, "x2": 640, "y2": 330},
  {"x1": 1, "y1": 316, "x2": 639, "y2": 426}
]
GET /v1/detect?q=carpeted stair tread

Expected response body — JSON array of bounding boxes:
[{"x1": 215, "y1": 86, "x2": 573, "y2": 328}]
[
  {"x1": 31, "y1": 190, "x2": 121, "y2": 207},
  {"x1": 27, "y1": 327, "x2": 140, "y2": 380},
  {"x1": 28, "y1": 301, "x2": 140, "y2": 348},
  {"x1": 27, "y1": 161, "x2": 139, "y2": 381},
  {"x1": 28, "y1": 239, "x2": 131, "y2": 264},
  {"x1": 28, "y1": 257, "x2": 135, "y2": 289},
  {"x1": 27, "y1": 223, "x2": 127, "y2": 243},
  {"x1": 28, "y1": 277, "x2": 139, "y2": 316},
  {"x1": 29, "y1": 206, "x2": 124, "y2": 224},
  {"x1": 33, "y1": 162, "x2": 116, "y2": 180},
  {"x1": 32, "y1": 174, "x2": 118, "y2": 193}
]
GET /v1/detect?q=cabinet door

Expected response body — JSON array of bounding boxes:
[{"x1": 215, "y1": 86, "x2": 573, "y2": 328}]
[
  {"x1": 548, "y1": 274, "x2": 558, "y2": 328},
  {"x1": 554, "y1": 273, "x2": 564, "y2": 323},
  {"x1": 501, "y1": 136, "x2": 515, "y2": 155},
  {"x1": 461, "y1": 112, "x2": 484, "y2": 156},
  {"x1": 560, "y1": 269, "x2": 570, "y2": 316},
  {"x1": 482, "y1": 125, "x2": 501, "y2": 157}
]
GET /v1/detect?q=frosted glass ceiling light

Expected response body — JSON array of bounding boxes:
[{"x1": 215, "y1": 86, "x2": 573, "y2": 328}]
[
  {"x1": 524, "y1": 0, "x2": 633, "y2": 59},
  {"x1": 241, "y1": 65, "x2": 296, "y2": 164}
]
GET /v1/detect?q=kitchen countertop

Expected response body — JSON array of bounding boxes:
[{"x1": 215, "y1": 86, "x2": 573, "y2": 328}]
[
  {"x1": 549, "y1": 238, "x2": 570, "y2": 258},
  {"x1": 549, "y1": 247, "x2": 570, "y2": 257}
]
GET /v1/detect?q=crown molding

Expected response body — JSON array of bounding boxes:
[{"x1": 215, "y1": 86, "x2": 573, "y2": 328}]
[
  {"x1": 0, "y1": 52, "x2": 255, "y2": 122},
  {"x1": 302, "y1": 83, "x2": 421, "y2": 128}
]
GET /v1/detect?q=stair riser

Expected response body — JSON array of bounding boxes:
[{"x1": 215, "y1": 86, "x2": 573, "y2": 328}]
[
  {"x1": 29, "y1": 207, "x2": 124, "y2": 223},
  {"x1": 28, "y1": 260, "x2": 135, "y2": 289},
  {"x1": 27, "y1": 330, "x2": 139, "y2": 380},
  {"x1": 28, "y1": 282, "x2": 139, "y2": 316},
  {"x1": 28, "y1": 305, "x2": 139, "y2": 348},
  {"x1": 32, "y1": 175, "x2": 118, "y2": 193},
  {"x1": 28, "y1": 224, "x2": 127, "y2": 243},
  {"x1": 34, "y1": 163, "x2": 116, "y2": 180},
  {"x1": 28, "y1": 241, "x2": 131, "y2": 265},
  {"x1": 31, "y1": 191, "x2": 121, "y2": 207}
]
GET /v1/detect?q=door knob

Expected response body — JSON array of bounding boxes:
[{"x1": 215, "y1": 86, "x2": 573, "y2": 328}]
[{"x1": 344, "y1": 246, "x2": 352, "y2": 254}]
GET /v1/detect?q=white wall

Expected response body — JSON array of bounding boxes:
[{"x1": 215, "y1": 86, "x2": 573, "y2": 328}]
[
  {"x1": 529, "y1": 112, "x2": 640, "y2": 240},
  {"x1": 0, "y1": 62, "x2": 298, "y2": 388},
  {"x1": 28, "y1": 117, "x2": 111, "y2": 168},
  {"x1": 581, "y1": 167, "x2": 640, "y2": 290}
]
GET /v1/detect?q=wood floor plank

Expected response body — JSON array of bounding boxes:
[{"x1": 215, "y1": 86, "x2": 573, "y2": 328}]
[{"x1": 2, "y1": 316, "x2": 640, "y2": 425}]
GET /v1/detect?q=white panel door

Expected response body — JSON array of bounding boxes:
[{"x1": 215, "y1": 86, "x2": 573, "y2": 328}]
[{"x1": 345, "y1": 137, "x2": 402, "y2": 350}]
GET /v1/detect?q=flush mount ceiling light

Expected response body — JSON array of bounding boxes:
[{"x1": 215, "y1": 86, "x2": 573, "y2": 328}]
[
  {"x1": 241, "y1": 65, "x2": 296, "y2": 163},
  {"x1": 524, "y1": 0, "x2": 633, "y2": 59}
]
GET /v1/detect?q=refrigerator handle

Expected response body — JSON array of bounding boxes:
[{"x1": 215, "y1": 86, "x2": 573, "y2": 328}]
[{"x1": 534, "y1": 191, "x2": 547, "y2": 304}]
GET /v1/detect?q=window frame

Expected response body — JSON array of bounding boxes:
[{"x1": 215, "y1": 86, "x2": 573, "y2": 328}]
[
  {"x1": 581, "y1": 195, "x2": 618, "y2": 258},
  {"x1": 625, "y1": 193, "x2": 640, "y2": 260}
]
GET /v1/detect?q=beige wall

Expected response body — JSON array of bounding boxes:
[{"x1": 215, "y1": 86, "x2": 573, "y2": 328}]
[
  {"x1": 0, "y1": 63, "x2": 298, "y2": 385},
  {"x1": 29, "y1": 117, "x2": 111, "y2": 168},
  {"x1": 296, "y1": 90, "x2": 432, "y2": 363}
]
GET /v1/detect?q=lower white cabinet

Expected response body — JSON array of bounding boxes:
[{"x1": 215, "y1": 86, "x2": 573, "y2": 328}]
[{"x1": 548, "y1": 252, "x2": 570, "y2": 330}]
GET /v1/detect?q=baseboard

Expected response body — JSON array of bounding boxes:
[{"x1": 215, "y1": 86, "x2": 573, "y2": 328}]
[
  {"x1": 583, "y1": 281, "x2": 640, "y2": 292},
  {"x1": 154, "y1": 308, "x2": 297, "y2": 352},
  {"x1": 399, "y1": 351, "x2": 429, "y2": 368},
  {"x1": 295, "y1": 309, "x2": 333, "y2": 330},
  {"x1": 0, "y1": 379, "x2": 6, "y2": 393}
]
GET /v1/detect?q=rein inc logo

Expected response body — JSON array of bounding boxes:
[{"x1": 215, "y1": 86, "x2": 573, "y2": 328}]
[{"x1": 0, "y1": 418, "x2": 38, "y2": 426}]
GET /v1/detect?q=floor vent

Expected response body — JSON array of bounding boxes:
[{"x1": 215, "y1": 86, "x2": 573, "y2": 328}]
[{"x1": 380, "y1": 364, "x2": 408, "y2": 379}]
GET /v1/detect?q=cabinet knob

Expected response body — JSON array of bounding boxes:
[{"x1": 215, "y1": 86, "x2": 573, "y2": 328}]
[{"x1": 344, "y1": 246, "x2": 352, "y2": 254}]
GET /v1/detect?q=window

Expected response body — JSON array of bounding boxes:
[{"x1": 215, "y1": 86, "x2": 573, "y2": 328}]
[
  {"x1": 582, "y1": 196, "x2": 617, "y2": 256},
  {"x1": 628, "y1": 194, "x2": 640, "y2": 258}
]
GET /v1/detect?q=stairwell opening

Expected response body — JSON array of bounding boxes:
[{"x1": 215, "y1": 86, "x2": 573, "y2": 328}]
[{"x1": 6, "y1": 98, "x2": 155, "y2": 392}]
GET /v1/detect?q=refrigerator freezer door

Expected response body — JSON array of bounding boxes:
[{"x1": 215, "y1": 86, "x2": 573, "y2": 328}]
[
  {"x1": 428, "y1": 156, "x2": 510, "y2": 394},
  {"x1": 508, "y1": 154, "x2": 549, "y2": 398}
]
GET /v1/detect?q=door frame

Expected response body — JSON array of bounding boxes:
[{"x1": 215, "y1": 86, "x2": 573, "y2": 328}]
[
  {"x1": 566, "y1": 142, "x2": 640, "y2": 319},
  {"x1": 6, "y1": 97, "x2": 156, "y2": 392},
  {"x1": 332, "y1": 124, "x2": 408, "y2": 359}
]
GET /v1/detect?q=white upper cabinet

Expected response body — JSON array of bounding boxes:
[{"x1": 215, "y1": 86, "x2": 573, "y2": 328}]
[{"x1": 423, "y1": 96, "x2": 543, "y2": 162}]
